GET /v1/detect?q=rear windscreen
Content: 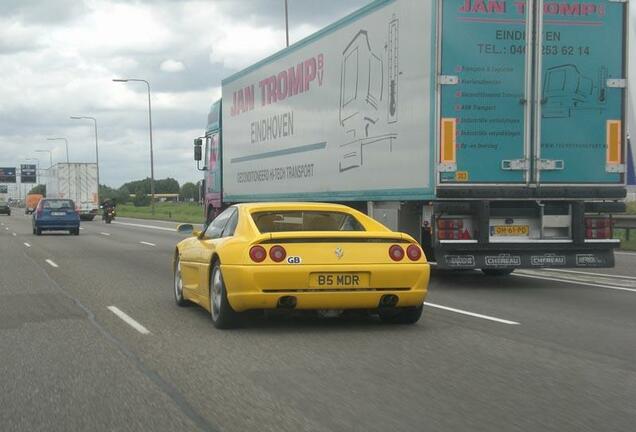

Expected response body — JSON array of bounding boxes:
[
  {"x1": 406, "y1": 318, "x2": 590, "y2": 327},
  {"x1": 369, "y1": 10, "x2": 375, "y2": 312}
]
[
  {"x1": 43, "y1": 200, "x2": 74, "y2": 209},
  {"x1": 252, "y1": 211, "x2": 365, "y2": 233}
]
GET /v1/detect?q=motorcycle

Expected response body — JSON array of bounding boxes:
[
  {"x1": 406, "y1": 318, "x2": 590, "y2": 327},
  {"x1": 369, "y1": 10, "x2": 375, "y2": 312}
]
[{"x1": 103, "y1": 208, "x2": 115, "y2": 224}]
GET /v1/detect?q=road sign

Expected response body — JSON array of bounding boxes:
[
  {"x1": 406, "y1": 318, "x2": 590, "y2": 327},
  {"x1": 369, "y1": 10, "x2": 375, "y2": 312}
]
[
  {"x1": 0, "y1": 167, "x2": 16, "y2": 183},
  {"x1": 21, "y1": 164, "x2": 37, "y2": 183}
]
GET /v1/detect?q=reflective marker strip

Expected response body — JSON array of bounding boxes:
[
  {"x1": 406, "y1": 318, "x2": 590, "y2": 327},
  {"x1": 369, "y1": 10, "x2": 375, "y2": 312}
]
[
  {"x1": 45, "y1": 259, "x2": 58, "y2": 268},
  {"x1": 24, "y1": 242, "x2": 31, "y2": 248},
  {"x1": 107, "y1": 306, "x2": 150, "y2": 334},
  {"x1": 440, "y1": 118, "x2": 457, "y2": 163},
  {"x1": 140, "y1": 241, "x2": 156, "y2": 247},
  {"x1": 606, "y1": 120, "x2": 621, "y2": 164}
]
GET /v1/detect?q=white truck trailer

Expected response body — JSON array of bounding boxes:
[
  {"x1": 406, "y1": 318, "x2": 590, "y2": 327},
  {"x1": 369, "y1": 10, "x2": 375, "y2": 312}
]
[
  {"x1": 46, "y1": 163, "x2": 99, "y2": 221},
  {"x1": 195, "y1": 0, "x2": 629, "y2": 273}
]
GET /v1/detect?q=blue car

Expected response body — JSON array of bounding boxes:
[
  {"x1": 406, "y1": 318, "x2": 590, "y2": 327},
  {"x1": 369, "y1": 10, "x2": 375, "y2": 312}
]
[{"x1": 33, "y1": 199, "x2": 80, "y2": 235}]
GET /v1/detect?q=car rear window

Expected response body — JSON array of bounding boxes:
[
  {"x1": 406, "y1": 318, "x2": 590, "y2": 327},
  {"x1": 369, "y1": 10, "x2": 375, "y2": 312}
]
[
  {"x1": 251, "y1": 211, "x2": 365, "y2": 233},
  {"x1": 43, "y1": 200, "x2": 74, "y2": 209}
]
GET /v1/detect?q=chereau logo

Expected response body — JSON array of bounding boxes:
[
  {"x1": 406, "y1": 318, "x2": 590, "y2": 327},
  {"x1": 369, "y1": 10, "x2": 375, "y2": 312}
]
[
  {"x1": 531, "y1": 255, "x2": 566, "y2": 266},
  {"x1": 485, "y1": 254, "x2": 521, "y2": 266},
  {"x1": 445, "y1": 255, "x2": 475, "y2": 267}
]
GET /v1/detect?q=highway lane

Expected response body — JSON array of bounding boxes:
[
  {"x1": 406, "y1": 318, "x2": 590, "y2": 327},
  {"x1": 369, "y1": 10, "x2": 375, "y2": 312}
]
[{"x1": 1, "y1": 212, "x2": 636, "y2": 431}]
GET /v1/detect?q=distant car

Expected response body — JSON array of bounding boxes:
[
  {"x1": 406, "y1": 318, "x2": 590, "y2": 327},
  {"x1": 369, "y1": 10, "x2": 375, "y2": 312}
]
[
  {"x1": 32, "y1": 199, "x2": 80, "y2": 235},
  {"x1": 173, "y1": 203, "x2": 430, "y2": 329},
  {"x1": 0, "y1": 201, "x2": 10, "y2": 216}
]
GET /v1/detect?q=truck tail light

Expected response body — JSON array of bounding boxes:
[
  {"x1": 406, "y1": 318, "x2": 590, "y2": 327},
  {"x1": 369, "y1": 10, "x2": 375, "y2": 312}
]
[
  {"x1": 269, "y1": 245, "x2": 287, "y2": 262},
  {"x1": 249, "y1": 245, "x2": 267, "y2": 263},
  {"x1": 389, "y1": 245, "x2": 405, "y2": 261},
  {"x1": 585, "y1": 216, "x2": 612, "y2": 240},
  {"x1": 406, "y1": 244, "x2": 422, "y2": 261},
  {"x1": 436, "y1": 218, "x2": 472, "y2": 241}
]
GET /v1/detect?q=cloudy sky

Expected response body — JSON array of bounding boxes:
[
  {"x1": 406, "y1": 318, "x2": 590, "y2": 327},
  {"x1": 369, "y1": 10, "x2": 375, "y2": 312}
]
[
  {"x1": 0, "y1": 0, "x2": 368, "y2": 188},
  {"x1": 1, "y1": 0, "x2": 634, "y2": 188}
]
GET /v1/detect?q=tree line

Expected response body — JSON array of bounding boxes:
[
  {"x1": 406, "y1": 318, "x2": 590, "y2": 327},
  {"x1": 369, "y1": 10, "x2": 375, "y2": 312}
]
[{"x1": 29, "y1": 177, "x2": 200, "y2": 207}]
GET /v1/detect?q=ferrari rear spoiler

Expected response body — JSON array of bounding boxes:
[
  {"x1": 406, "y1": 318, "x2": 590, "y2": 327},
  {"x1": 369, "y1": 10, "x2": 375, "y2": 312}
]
[{"x1": 253, "y1": 231, "x2": 410, "y2": 244}]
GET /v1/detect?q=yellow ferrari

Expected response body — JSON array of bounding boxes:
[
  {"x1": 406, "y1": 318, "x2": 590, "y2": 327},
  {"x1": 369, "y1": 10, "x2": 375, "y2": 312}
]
[{"x1": 173, "y1": 203, "x2": 430, "y2": 328}]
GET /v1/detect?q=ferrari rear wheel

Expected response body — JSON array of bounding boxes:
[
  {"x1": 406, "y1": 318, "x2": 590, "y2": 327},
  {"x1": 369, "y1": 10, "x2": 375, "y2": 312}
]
[
  {"x1": 378, "y1": 305, "x2": 423, "y2": 325},
  {"x1": 173, "y1": 258, "x2": 190, "y2": 307},
  {"x1": 210, "y1": 261, "x2": 241, "y2": 329}
]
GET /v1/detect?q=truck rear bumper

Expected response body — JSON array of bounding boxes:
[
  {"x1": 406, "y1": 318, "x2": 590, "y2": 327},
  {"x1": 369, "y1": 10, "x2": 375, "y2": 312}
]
[{"x1": 435, "y1": 241, "x2": 618, "y2": 269}]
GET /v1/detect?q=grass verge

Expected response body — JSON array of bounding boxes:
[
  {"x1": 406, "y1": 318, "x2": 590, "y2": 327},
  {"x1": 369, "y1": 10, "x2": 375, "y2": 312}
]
[
  {"x1": 116, "y1": 202, "x2": 203, "y2": 224},
  {"x1": 614, "y1": 228, "x2": 636, "y2": 251}
]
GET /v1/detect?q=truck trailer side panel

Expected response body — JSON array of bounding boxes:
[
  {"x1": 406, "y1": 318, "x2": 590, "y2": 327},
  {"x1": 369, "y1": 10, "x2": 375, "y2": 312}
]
[{"x1": 221, "y1": 0, "x2": 435, "y2": 202}]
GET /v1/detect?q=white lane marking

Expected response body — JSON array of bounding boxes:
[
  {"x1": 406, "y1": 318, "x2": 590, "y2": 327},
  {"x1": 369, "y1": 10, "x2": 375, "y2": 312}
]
[
  {"x1": 4, "y1": 227, "x2": 8, "y2": 230},
  {"x1": 23, "y1": 242, "x2": 31, "y2": 248},
  {"x1": 100, "y1": 232, "x2": 111, "y2": 236},
  {"x1": 45, "y1": 259, "x2": 59, "y2": 268},
  {"x1": 514, "y1": 272, "x2": 636, "y2": 293},
  {"x1": 107, "y1": 306, "x2": 150, "y2": 335},
  {"x1": 424, "y1": 302, "x2": 520, "y2": 325},
  {"x1": 12, "y1": 232, "x2": 16, "y2": 236},
  {"x1": 139, "y1": 241, "x2": 156, "y2": 247},
  {"x1": 79, "y1": 227, "x2": 84, "y2": 230},
  {"x1": 616, "y1": 251, "x2": 636, "y2": 257},
  {"x1": 113, "y1": 221, "x2": 175, "y2": 232},
  {"x1": 541, "y1": 268, "x2": 636, "y2": 281}
]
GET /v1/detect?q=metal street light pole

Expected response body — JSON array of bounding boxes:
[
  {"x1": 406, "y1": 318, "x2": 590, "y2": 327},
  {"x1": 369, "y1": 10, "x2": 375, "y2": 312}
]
[
  {"x1": 71, "y1": 116, "x2": 100, "y2": 205},
  {"x1": 35, "y1": 150, "x2": 53, "y2": 168},
  {"x1": 46, "y1": 137, "x2": 69, "y2": 163},
  {"x1": 113, "y1": 78, "x2": 156, "y2": 215},
  {"x1": 284, "y1": 0, "x2": 289, "y2": 47}
]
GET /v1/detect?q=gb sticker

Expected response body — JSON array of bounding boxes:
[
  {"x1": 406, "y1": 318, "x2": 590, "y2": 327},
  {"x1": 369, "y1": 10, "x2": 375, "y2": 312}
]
[{"x1": 287, "y1": 256, "x2": 302, "y2": 264}]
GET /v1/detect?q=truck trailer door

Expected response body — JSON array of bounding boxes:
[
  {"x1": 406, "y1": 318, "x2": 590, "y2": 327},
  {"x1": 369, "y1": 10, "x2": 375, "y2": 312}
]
[
  {"x1": 536, "y1": 0, "x2": 627, "y2": 184},
  {"x1": 438, "y1": 0, "x2": 532, "y2": 184}
]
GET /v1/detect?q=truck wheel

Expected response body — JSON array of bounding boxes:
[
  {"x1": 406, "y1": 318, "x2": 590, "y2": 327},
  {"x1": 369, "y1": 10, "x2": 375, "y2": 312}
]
[
  {"x1": 72, "y1": 228, "x2": 80, "y2": 235},
  {"x1": 481, "y1": 269, "x2": 514, "y2": 276},
  {"x1": 378, "y1": 305, "x2": 423, "y2": 325},
  {"x1": 209, "y1": 261, "x2": 242, "y2": 329},
  {"x1": 36, "y1": 228, "x2": 42, "y2": 236}
]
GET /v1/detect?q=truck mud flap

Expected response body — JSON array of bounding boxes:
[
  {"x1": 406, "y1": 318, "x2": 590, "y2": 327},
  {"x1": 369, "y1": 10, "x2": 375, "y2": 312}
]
[{"x1": 438, "y1": 250, "x2": 615, "y2": 270}]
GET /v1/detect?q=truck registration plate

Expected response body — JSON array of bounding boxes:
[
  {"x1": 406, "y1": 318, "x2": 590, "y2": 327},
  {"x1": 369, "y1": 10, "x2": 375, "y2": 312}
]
[
  {"x1": 310, "y1": 273, "x2": 369, "y2": 289},
  {"x1": 492, "y1": 225, "x2": 529, "y2": 236}
]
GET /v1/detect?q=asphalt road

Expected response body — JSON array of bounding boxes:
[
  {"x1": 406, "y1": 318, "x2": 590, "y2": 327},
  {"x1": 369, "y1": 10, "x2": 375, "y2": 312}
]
[{"x1": 1, "y1": 212, "x2": 635, "y2": 432}]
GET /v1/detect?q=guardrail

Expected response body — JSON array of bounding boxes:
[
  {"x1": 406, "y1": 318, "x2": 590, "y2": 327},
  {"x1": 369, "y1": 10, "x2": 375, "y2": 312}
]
[{"x1": 613, "y1": 214, "x2": 636, "y2": 241}]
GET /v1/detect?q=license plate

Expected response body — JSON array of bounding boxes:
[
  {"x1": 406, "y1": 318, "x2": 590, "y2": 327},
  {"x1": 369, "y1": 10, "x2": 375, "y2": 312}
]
[
  {"x1": 51, "y1": 212, "x2": 66, "y2": 216},
  {"x1": 492, "y1": 225, "x2": 529, "y2": 236},
  {"x1": 310, "y1": 273, "x2": 369, "y2": 289}
]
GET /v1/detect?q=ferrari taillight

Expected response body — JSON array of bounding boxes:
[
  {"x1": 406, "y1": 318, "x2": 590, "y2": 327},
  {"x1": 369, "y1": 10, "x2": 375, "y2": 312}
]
[
  {"x1": 389, "y1": 245, "x2": 405, "y2": 261},
  {"x1": 406, "y1": 244, "x2": 422, "y2": 261},
  {"x1": 269, "y1": 245, "x2": 287, "y2": 262},
  {"x1": 249, "y1": 245, "x2": 267, "y2": 263}
]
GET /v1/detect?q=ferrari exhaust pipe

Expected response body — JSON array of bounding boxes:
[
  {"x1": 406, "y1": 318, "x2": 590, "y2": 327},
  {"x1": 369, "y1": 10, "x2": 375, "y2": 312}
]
[
  {"x1": 379, "y1": 294, "x2": 398, "y2": 308},
  {"x1": 277, "y1": 296, "x2": 297, "y2": 309}
]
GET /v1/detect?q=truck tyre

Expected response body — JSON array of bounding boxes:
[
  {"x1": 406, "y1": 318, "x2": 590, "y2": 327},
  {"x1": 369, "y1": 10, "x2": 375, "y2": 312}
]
[
  {"x1": 209, "y1": 261, "x2": 241, "y2": 329},
  {"x1": 36, "y1": 228, "x2": 42, "y2": 236},
  {"x1": 481, "y1": 268, "x2": 514, "y2": 276},
  {"x1": 378, "y1": 305, "x2": 423, "y2": 325},
  {"x1": 72, "y1": 228, "x2": 80, "y2": 235}
]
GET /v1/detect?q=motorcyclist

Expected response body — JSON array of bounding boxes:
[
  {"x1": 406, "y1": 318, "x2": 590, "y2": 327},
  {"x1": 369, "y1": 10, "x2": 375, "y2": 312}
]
[{"x1": 102, "y1": 199, "x2": 115, "y2": 221}]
